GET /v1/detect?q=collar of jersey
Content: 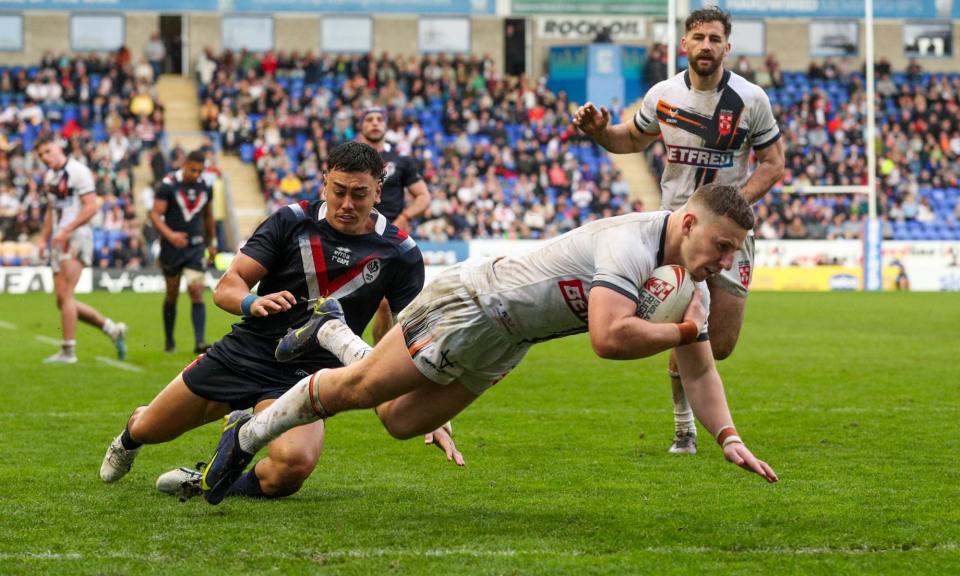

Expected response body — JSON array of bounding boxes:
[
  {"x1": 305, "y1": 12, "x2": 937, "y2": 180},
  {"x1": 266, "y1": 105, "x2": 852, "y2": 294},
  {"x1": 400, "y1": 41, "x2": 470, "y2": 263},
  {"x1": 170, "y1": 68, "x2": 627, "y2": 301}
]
[{"x1": 683, "y1": 69, "x2": 731, "y2": 93}]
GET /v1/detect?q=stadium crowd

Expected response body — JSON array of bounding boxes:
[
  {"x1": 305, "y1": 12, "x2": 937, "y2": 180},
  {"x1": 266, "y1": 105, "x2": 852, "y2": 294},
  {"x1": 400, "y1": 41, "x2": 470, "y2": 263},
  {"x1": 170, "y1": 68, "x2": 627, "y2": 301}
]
[
  {"x1": 195, "y1": 48, "x2": 642, "y2": 241},
  {"x1": 0, "y1": 47, "x2": 166, "y2": 266},
  {"x1": 3, "y1": 47, "x2": 960, "y2": 270}
]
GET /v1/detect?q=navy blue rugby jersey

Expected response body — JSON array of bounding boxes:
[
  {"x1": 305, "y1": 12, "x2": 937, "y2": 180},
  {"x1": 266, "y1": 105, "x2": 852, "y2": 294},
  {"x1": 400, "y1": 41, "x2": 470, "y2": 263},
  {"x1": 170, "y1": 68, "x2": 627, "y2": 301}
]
[
  {"x1": 206, "y1": 199, "x2": 424, "y2": 375},
  {"x1": 155, "y1": 170, "x2": 212, "y2": 247},
  {"x1": 376, "y1": 147, "x2": 422, "y2": 221}
]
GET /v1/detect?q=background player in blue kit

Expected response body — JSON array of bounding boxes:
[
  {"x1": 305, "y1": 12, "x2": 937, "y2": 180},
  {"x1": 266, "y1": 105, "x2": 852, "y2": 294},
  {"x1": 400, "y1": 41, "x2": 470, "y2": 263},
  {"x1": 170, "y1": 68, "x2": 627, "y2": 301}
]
[
  {"x1": 355, "y1": 107, "x2": 431, "y2": 343},
  {"x1": 100, "y1": 142, "x2": 461, "y2": 501},
  {"x1": 150, "y1": 150, "x2": 217, "y2": 354}
]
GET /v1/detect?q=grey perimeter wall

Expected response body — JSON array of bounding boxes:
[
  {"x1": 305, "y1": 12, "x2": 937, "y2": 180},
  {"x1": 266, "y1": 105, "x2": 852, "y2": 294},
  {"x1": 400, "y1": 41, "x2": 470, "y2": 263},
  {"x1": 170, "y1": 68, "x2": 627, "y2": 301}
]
[{"x1": 3, "y1": 13, "x2": 959, "y2": 81}]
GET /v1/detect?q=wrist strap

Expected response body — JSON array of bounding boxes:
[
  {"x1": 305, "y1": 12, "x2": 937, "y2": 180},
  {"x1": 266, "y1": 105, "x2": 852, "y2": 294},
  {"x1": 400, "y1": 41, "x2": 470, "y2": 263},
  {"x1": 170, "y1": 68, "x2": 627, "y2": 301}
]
[
  {"x1": 715, "y1": 426, "x2": 739, "y2": 446},
  {"x1": 677, "y1": 320, "x2": 698, "y2": 345},
  {"x1": 240, "y1": 294, "x2": 257, "y2": 317},
  {"x1": 722, "y1": 435, "x2": 743, "y2": 448}
]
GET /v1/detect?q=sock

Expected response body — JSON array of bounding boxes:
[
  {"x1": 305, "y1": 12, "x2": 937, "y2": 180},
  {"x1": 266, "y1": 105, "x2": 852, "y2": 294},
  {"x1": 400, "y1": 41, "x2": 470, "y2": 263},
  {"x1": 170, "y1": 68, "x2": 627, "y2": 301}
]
[
  {"x1": 163, "y1": 300, "x2": 176, "y2": 346},
  {"x1": 120, "y1": 427, "x2": 142, "y2": 450},
  {"x1": 317, "y1": 320, "x2": 372, "y2": 366},
  {"x1": 61, "y1": 339, "x2": 76, "y2": 355},
  {"x1": 239, "y1": 372, "x2": 328, "y2": 454},
  {"x1": 102, "y1": 318, "x2": 117, "y2": 338},
  {"x1": 669, "y1": 370, "x2": 696, "y2": 435},
  {"x1": 191, "y1": 302, "x2": 206, "y2": 345},
  {"x1": 224, "y1": 468, "x2": 269, "y2": 499}
]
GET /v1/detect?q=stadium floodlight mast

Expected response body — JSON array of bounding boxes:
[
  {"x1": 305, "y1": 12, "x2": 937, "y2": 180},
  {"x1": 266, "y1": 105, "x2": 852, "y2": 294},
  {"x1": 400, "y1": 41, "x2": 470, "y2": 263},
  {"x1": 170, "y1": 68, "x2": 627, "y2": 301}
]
[{"x1": 664, "y1": 0, "x2": 881, "y2": 290}]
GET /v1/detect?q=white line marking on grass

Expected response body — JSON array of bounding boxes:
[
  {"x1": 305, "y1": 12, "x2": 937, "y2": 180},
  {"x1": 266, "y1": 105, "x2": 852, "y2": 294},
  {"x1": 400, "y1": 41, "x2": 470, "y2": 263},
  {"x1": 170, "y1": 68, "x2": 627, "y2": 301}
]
[
  {"x1": 96, "y1": 356, "x2": 143, "y2": 373},
  {"x1": 0, "y1": 320, "x2": 16, "y2": 330},
  {"x1": 1, "y1": 543, "x2": 957, "y2": 561},
  {"x1": 34, "y1": 335, "x2": 62, "y2": 347}
]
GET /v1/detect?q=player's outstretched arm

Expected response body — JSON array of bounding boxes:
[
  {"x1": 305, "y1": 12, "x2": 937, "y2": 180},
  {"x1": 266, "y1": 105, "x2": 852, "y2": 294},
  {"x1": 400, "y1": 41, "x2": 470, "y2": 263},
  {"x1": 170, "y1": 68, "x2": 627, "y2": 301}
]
[
  {"x1": 676, "y1": 341, "x2": 779, "y2": 483},
  {"x1": 572, "y1": 102, "x2": 658, "y2": 154},
  {"x1": 213, "y1": 253, "x2": 295, "y2": 317},
  {"x1": 587, "y1": 286, "x2": 704, "y2": 360}
]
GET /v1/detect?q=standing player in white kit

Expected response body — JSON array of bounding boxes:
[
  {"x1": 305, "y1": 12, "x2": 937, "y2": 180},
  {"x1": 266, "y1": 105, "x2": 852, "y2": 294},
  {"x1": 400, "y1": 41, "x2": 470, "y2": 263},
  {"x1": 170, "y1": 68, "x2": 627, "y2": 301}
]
[
  {"x1": 35, "y1": 132, "x2": 128, "y2": 364},
  {"x1": 573, "y1": 7, "x2": 785, "y2": 454}
]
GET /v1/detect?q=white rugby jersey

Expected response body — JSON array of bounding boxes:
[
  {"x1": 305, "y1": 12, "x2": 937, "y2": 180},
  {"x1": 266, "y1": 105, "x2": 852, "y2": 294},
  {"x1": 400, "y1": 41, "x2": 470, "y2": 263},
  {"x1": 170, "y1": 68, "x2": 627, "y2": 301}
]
[
  {"x1": 462, "y1": 211, "x2": 708, "y2": 345},
  {"x1": 634, "y1": 70, "x2": 780, "y2": 210},
  {"x1": 43, "y1": 158, "x2": 96, "y2": 233}
]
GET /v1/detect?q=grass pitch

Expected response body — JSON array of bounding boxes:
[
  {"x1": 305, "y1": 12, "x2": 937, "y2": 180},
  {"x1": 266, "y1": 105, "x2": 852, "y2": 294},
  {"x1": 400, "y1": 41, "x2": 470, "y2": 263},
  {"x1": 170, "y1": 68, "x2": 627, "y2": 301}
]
[{"x1": 0, "y1": 291, "x2": 957, "y2": 574}]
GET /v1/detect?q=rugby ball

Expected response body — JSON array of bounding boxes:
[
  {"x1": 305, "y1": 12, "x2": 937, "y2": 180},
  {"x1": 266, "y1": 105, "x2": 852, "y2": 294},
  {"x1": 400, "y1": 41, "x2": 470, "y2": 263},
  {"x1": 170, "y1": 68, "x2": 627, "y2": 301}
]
[{"x1": 636, "y1": 265, "x2": 695, "y2": 323}]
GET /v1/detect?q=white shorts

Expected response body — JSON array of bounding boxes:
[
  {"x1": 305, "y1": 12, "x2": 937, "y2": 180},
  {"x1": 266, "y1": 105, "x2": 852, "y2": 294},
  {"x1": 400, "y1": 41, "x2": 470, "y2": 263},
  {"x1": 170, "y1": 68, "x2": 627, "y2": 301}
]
[
  {"x1": 397, "y1": 264, "x2": 530, "y2": 396},
  {"x1": 709, "y1": 234, "x2": 754, "y2": 298},
  {"x1": 50, "y1": 228, "x2": 93, "y2": 273}
]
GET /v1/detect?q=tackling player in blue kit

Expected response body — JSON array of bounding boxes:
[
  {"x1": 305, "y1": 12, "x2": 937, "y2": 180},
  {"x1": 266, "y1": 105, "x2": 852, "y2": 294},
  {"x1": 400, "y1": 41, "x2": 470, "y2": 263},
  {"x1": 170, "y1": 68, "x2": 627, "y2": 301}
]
[{"x1": 100, "y1": 142, "x2": 461, "y2": 501}]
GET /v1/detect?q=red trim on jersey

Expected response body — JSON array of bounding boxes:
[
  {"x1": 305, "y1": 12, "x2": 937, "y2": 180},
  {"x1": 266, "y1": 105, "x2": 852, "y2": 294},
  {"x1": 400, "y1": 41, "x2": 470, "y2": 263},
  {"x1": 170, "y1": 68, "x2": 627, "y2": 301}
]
[
  {"x1": 326, "y1": 254, "x2": 379, "y2": 294},
  {"x1": 178, "y1": 190, "x2": 203, "y2": 212},
  {"x1": 309, "y1": 234, "x2": 328, "y2": 293}
]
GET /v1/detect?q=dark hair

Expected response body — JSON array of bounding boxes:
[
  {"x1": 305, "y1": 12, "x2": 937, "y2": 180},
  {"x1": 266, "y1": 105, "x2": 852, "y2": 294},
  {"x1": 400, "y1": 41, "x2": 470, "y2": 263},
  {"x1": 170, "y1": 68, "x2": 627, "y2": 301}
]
[
  {"x1": 186, "y1": 150, "x2": 206, "y2": 164},
  {"x1": 33, "y1": 131, "x2": 59, "y2": 151},
  {"x1": 327, "y1": 141, "x2": 384, "y2": 182},
  {"x1": 689, "y1": 183, "x2": 754, "y2": 231},
  {"x1": 685, "y1": 6, "x2": 732, "y2": 38}
]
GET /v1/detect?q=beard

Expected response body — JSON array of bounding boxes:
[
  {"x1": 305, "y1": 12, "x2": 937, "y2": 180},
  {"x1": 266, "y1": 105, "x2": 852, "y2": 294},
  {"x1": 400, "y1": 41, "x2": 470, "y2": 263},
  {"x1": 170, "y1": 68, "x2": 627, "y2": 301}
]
[
  {"x1": 691, "y1": 53, "x2": 723, "y2": 77},
  {"x1": 362, "y1": 130, "x2": 384, "y2": 144}
]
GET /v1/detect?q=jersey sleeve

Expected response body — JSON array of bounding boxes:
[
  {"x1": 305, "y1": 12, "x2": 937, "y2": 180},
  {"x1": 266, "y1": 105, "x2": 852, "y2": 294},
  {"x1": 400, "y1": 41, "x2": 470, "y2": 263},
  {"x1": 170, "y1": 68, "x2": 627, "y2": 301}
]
[
  {"x1": 748, "y1": 88, "x2": 781, "y2": 150},
  {"x1": 240, "y1": 210, "x2": 289, "y2": 272},
  {"x1": 633, "y1": 83, "x2": 663, "y2": 136},
  {"x1": 67, "y1": 162, "x2": 96, "y2": 195},
  {"x1": 590, "y1": 226, "x2": 655, "y2": 303},
  {"x1": 399, "y1": 156, "x2": 422, "y2": 188},
  {"x1": 154, "y1": 180, "x2": 174, "y2": 204}
]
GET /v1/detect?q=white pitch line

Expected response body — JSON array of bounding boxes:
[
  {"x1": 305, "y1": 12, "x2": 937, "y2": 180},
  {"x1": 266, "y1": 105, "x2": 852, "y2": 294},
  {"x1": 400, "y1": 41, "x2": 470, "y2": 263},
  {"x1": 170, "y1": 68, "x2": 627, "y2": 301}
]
[
  {"x1": 34, "y1": 335, "x2": 62, "y2": 347},
  {"x1": 0, "y1": 320, "x2": 16, "y2": 330},
  {"x1": 0, "y1": 543, "x2": 957, "y2": 561},
  {"x1": 96, "y1": 356, "x2": 143, "y2": 373}
]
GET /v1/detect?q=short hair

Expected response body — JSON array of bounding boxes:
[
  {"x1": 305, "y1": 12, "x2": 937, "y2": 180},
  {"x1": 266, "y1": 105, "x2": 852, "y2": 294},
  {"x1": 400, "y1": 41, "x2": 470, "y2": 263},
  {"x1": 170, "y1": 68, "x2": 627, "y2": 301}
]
[
  {"x1": 359, "y1": 106, "x2": 387, "y2": 123},
  {"x1": 688, "y1": 183, "x2": 754, "y2": 231},
  {"x1": 685, "y1": 6, "x2": 732, "y2": 38},
  {"x1": 327, "y1": 141, "x2": 384, "y2": 182},
  {"x1": 186, "y1": 150, "x2": 206, "y2": 164},
  {"x1": 33, "y1": 131, "x2": 59, "y2": 152}
]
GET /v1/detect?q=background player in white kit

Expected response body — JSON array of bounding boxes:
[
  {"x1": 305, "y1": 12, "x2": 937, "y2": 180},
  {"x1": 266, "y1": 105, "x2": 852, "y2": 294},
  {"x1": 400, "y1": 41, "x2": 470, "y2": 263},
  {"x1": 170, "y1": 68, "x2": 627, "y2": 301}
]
[
  {"x1": 573, "y1": 7, "x2": 785, "y2": 454},
  {"x1": 199, "y1": 183, "x2": 778, "y2": 504},
  {"x1": 35, "y1": 132, "x2": 127, "y2": 364}
]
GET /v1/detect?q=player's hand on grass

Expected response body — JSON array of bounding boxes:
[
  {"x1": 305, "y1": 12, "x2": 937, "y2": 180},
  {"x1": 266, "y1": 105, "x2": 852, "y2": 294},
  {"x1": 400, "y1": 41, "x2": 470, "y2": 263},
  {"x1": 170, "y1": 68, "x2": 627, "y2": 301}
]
[
  {"x1": 572, "y1": 102, "x2": 611, "y2": 137},
  {"x1": 682, "y1": 288, "x2": 707, "y2": 333},
  {"x1": 168, "y1": 231, "x2": 189, "y2": 249},
  {"x1": 249, "y1": 291, "x2": 297, "y2": 317},
  {"x1": 723, "y1": 442, "x2": 778, "y2": 483},
  {"x1": 425, "y1": 422, "x2": 464, "y2": 467}
]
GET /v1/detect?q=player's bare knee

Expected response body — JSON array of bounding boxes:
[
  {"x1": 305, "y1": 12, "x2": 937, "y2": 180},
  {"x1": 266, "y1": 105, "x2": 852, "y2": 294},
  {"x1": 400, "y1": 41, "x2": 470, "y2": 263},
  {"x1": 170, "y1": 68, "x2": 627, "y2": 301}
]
[
  {"x1": 266, "y1": 452, "x2": 317, "y2": 493},
  {"x1": 711, "y1": 337, "x2": 736, "y2": 361},
  {"x1": 378, "y1": 412, "x2": 420, "y2": 440}
]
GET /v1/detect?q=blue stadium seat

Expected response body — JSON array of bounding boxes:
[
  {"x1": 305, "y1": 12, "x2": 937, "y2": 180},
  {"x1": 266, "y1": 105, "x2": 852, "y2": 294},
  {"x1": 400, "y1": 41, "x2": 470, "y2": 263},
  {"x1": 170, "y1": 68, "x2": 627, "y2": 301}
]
[{"x1": 239, "y1": 143, "x2": 254, "y2": 163}]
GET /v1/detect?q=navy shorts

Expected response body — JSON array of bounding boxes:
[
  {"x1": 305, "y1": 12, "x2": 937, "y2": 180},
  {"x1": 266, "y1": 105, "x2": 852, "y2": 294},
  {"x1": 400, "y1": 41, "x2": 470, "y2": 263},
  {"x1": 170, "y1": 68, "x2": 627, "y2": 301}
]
[
  {"x1": 182, "y1": 353, "x2": 295, "y2": 411},
  {"x1": 160, "y1": 244, "x2": 205, "y2": 278}
]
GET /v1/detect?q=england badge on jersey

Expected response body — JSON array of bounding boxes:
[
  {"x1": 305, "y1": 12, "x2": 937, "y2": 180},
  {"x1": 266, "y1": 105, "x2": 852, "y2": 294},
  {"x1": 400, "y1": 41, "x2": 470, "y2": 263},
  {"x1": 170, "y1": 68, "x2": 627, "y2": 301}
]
[{"x1": 719, "y1": 109, "x2": 734, "y2": 136}]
